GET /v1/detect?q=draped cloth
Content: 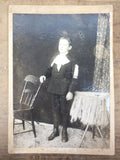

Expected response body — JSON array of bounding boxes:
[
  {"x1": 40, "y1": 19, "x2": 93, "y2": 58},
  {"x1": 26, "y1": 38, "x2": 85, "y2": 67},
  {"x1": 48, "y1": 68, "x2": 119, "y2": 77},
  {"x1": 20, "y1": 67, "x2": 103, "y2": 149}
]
[
  {"x1": 70, "y1": 91, "x2": 110, "y2": 127},
  {"x1": 93, "y1": 14, "x2": 110, "y2": 92}
]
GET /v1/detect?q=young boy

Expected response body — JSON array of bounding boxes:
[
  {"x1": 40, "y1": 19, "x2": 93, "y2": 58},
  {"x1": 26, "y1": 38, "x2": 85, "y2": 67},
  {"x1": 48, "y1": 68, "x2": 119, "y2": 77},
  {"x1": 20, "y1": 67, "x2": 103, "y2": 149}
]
[{"x1": 40, "y1": 37, "x2": 79, "y2": 142}]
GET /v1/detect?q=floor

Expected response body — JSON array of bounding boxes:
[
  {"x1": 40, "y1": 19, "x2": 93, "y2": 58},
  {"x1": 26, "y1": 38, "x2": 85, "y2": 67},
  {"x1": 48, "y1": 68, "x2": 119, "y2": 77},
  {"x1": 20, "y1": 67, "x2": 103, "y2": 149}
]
[{"x1": 14, "y1": 120, "x2": 110, "y2": 149}]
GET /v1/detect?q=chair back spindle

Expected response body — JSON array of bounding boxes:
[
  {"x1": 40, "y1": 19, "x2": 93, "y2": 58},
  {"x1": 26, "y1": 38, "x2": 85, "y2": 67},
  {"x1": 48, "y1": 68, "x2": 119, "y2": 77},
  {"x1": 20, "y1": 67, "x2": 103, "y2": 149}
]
[{"x1": 19, "y1": 75, "x2": 40, "y2": 110}]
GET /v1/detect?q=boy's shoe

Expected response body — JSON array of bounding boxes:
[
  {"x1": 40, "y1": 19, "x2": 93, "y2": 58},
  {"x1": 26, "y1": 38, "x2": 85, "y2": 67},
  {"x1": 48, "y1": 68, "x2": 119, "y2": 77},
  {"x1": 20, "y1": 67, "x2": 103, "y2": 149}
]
[
  {"x1": 61, "y1": 128, "x2": 68, "y2": 142},
  {"x1": 48, "y1": 128, "x2": 59, "y2": 141}
]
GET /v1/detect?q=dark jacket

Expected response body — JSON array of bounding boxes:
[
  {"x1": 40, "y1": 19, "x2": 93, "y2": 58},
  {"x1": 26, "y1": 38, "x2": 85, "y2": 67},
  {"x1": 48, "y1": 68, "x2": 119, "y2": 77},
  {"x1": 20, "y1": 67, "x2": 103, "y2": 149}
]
[{"x1": 45, "y1": 61, "x2": 78, "y2": 95}]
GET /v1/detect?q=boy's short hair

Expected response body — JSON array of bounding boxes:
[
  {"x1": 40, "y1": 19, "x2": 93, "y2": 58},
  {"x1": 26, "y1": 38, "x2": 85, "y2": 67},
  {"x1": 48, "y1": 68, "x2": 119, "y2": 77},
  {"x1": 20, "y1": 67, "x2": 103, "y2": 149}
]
[{"x1": 59, "y1": 37, "x2": 71, "y2": 46}]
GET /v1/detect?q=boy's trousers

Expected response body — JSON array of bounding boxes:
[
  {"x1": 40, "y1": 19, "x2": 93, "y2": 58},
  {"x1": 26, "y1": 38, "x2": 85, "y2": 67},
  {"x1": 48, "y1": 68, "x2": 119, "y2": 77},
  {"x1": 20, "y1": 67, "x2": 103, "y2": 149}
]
[{"x1": 51, "y1": 94, "x2": 69, "y2": 129}]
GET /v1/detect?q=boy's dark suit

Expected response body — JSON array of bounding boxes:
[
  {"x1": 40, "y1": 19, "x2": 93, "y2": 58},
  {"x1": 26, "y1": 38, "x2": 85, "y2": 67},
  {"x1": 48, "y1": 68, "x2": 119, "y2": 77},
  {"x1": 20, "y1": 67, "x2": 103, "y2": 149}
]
[
  {"x1": 45, "y1": 62, "x2": 77, "y2": 95},
  {"x1": 45, "y1": 60, "x2": 78, "y2": 142}
]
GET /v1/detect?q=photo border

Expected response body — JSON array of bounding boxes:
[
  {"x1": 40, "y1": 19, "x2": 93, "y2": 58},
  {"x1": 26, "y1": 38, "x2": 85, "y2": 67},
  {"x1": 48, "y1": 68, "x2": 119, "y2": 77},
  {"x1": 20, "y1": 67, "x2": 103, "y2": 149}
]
[{"x1": 8, "y1": 5, "x2": 114, "y2": 155}]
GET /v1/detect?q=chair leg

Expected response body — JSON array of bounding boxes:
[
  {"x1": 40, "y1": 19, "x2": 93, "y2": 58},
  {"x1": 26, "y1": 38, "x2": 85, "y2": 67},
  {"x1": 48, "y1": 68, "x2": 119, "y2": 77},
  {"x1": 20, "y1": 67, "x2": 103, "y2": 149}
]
[
  {"x1": 31, "y1": 110, "x2": 36, "y2": 138},
  {"x1": 22, "y1": 113, "x2": 25, "y2": 130},
  {"x1": 22, "y1": 120, "x2": 25, "y2": 130},
  {"x1": 92, "y1": 125, "x2": 95, "y2": 139}
]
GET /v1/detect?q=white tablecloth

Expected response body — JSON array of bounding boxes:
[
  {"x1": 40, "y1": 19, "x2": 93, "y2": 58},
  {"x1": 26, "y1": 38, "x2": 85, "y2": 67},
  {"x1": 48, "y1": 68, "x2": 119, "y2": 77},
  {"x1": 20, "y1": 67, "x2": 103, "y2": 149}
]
[{"x1": 70, "y1": 91, "x2": 110, "y2": 127}]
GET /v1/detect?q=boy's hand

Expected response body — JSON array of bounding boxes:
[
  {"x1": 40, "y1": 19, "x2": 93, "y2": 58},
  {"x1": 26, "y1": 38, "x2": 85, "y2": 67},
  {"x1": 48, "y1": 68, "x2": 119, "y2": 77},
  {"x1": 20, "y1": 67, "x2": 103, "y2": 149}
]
[
  {"x1": 39, "y1": 75, "x2": 46, "y2": 83},
  {"x1": 66, "y1": 92, "x2": 73, "y2": 101}
]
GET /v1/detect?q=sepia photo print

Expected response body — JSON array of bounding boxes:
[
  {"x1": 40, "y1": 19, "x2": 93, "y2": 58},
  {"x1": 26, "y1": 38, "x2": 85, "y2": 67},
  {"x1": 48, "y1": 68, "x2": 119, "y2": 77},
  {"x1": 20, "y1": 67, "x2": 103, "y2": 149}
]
[{"x1": 8, "y1": 5, "x2": 114, "y2": 155}]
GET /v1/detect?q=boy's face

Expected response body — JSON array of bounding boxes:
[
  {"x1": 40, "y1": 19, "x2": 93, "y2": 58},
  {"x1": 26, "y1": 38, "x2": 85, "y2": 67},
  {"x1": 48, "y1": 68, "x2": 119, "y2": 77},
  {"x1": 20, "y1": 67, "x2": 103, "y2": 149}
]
[{"x1": 58, "y1": 39, "x2": 71, "y2": 55}]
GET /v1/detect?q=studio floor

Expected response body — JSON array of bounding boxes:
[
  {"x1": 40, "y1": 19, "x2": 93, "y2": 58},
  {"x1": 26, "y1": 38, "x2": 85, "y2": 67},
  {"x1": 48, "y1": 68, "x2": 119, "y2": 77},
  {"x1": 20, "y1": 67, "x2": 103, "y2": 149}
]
[{"x1": 14, "y1": 120, "x2": 110, "y2": 149}]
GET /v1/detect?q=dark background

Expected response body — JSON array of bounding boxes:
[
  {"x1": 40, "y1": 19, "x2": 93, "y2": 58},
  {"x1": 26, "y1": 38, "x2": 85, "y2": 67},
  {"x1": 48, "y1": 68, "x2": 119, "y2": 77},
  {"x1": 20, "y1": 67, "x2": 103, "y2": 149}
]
[{"x1": 13, "y1": 14, "x2": 98, "y2": 124}]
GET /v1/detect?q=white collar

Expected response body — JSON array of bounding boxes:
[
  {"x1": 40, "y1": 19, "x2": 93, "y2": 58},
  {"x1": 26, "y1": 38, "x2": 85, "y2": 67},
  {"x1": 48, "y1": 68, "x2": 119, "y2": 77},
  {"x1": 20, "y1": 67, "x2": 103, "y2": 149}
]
[{"x1": 51, "y1": 54, "x2": 70, "y2": 71}]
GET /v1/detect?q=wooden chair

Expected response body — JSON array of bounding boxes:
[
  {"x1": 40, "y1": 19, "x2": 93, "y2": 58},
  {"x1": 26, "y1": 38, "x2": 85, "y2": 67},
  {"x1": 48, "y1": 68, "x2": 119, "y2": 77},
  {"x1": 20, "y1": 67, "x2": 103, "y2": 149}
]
[{"x1": 14, "y1": 75, "x2": 41, "y2": 138}]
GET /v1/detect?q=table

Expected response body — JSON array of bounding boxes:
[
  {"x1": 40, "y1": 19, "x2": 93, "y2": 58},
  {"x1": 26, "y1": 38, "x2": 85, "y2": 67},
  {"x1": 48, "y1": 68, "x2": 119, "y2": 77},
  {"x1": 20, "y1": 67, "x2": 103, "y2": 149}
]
[{"x1": 70, "y1": 91, "x2": 110, "y2": 147}]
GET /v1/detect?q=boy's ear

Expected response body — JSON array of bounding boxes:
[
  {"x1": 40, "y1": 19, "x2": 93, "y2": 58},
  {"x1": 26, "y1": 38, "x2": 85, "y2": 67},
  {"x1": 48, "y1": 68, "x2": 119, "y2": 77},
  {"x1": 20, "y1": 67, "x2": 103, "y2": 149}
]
[{"x1": 69, "y1": 45, "x2": 72, "y2": 50}]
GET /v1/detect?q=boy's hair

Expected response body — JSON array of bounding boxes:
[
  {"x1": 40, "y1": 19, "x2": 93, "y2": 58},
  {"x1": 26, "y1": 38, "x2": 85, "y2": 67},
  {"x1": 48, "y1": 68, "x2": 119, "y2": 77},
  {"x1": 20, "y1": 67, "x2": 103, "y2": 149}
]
[{"x1": 59, "y1": 37, "x2": 71, "y2": 46}]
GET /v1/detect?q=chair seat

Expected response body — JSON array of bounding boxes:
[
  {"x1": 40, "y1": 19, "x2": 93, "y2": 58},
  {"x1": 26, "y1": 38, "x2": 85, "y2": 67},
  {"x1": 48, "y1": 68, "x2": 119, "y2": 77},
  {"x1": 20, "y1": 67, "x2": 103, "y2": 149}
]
[
  {"x1": 14, "y1": 103, "x2": 33, "y2": 112},
  {"x1": 14, "y1": 108, "x2": 33, "y2": 113},
  {"x1": 13, "y1": 104, "x2": 20, "y2": 110}
]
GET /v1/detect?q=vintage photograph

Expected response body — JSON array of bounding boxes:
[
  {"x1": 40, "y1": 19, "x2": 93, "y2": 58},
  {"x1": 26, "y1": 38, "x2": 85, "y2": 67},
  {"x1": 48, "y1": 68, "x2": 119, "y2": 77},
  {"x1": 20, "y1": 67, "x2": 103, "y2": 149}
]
[{"x1": 9, "y1": 6, "x2": 114, "y2": 154}]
